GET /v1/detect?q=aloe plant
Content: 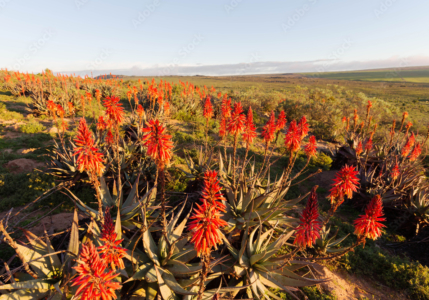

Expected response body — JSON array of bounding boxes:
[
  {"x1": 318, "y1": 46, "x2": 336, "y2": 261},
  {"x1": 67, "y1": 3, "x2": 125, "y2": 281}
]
[
  {"x1": 66, "y1": 176, "x2": 156, "y2": 229},
  {"x1": 223, "y1": 224, "x2": 327, "y2": 300},
  {"x1": 120, "y1": 201, "x2": 228, "y2": 299},
  {"x1": 313, "y1": 226, "x2": 350, "y2": 255},
  {"x1": 0, "y1": 210, "x2": 80, "y2": 300}
]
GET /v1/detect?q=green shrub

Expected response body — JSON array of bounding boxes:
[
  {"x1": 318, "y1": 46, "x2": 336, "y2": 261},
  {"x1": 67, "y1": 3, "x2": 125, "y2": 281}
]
[
  {"x1": 19, "y1": 120, "x2": 46, "y2": 133},
  {"x1": 310, "y1": 152, "x2": 333, "y2": 170}
]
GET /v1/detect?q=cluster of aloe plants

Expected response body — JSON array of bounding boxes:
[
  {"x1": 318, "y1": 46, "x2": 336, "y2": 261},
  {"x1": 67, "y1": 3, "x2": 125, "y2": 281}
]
[
  {"x1": 0, "y1": 73, "x2": 393, "y2": 299},
  {"x1": 336, "y1": 101, "x2": 429, "y2": 234}
]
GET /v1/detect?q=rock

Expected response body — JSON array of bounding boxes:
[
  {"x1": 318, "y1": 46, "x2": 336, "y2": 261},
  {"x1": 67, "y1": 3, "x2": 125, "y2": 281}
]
[
  {"x1": 48, "y1": 127, "x2": 58, "y2": 134},
  {"x1": 5, "y1": 158, "x2": 45, "y2": 174},
  {"x1": 16, "y1": 148, "x2": 37, "y2": 155},
  {"x1": 2, "y1": 149, "x2": 13, "y2": 154}
]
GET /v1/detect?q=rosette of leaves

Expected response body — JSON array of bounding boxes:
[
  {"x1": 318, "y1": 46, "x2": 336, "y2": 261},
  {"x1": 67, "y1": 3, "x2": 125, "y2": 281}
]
[
  {"x1": 47, "y1": 140, "x2": 83, "y2": 183},
  {"x1": 67, "y1": 176, "x2": 157, "y2": 229},
  {"x1": 223, "y1": 224, "x2": 327, "y2": 300},
  {"x1": 0, "y1": 210, "x2": 80, "y2": 300},
  {"x1": 312, "y1": 226, "x2": 350, "y2": 256},
  {"x1": 409, "y1": 188, "x2": 429, "y2": 235},
  {"x1": 121, "y1": 202, "x2": 227, "y2": 299},
  {"x1": 218, "y1": 154, "x2": 304, "y2": 231},
  {"x1": 179, "y1": 147, "x2": 216, "y2": 193}
]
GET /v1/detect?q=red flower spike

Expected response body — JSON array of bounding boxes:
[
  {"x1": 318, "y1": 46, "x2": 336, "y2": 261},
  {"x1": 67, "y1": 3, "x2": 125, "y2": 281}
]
[
  {"x1": 227, "y1": 102, "x2": 246, "y2": 135},
  {"x1": 97, "y1": 116, "x2": 107, "y2": 131},
  {"x1": 304, "y1": 136, "x2": 317, "y2": 158},
  {"x1": 354, "y1": 195, "x2": 386, "y2": 240},
  {"x1": 242, "y1": 106, "x2": 257, "y2": 145},
  {"x1": 72, "y1": 242, "x2": 121, "y2": 300},
  {"x1": 203, "y1": 96, "x2": 213, "y2": 120},
  {"x1": 105, "y1": 130, "x2": 114, "y2": 145},
  {"x1": 365, "y1": 138, "x2": 373, "y2": 151},
  {"x1": 329, "y1": 165, "x2": 359, "y2": 204},
  {"x1": 189, "y1": 171, "x2": 227, "y2": 257},
  {"x1": 74, "y1": 118, "x2": 105, "y2": 176},
  {"x1": 285, "y1": 120, "x2": 301, "y2": 153},
  {"x1": 137, "y1": 104, "x2": 145, "y2": 118},
  {"x1": 356, "y1": 141, "x2": 363, "y2": 156},
  {"x1": 219, "y1": 118, "x2": 227, "y2": 138},
  {"x1": 261, "y1": 111, "x2": 276, "y2": 143},
  {"x1": 98, "y1": 209, "x2": 126, "y2": 271},
  {"x1": 409, "y1": 143, "x2": 422, "y2": 162},
  {"x1": 297, "y1": 116, "x2": 309, "y2": 138},
  {"x1": 391, "y1": 163, "x2": 400, "y2": 180},
  {"x1": 221, "y1": 97, "x2": 231, "y2": 119},
  {"x1": 103, "y1": 96, "x2": 124, "y2": 125},
  {"x1": 294, "y1": 186, "x2": 321, "y2": 248},
  {"x1": 188, "y1": 203, "x2": 228, "y2": 257},
  {"x1": 401, "y1": 133, "x2": 415, "y2": 158},
  {"x1": 142, "y1": 119, "x2": 174, "y2": 166},
  {"x1": 275, "y1": 110, "x2": 287, "y2": 131}
]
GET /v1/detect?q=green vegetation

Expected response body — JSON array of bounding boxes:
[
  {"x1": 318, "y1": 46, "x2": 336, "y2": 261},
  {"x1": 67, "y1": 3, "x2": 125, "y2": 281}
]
[
  {"x1": 305, "y1": 67, "x2": 429, "y2": 83},
  {"x1": 19, "y1": 120, "x2": 46, "y2": 133}
]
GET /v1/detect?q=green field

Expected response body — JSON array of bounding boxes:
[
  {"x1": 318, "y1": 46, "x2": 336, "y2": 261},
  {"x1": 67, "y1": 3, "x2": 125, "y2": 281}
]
[{"x1": 304, "y1": 66, "x2": 429, "y2": 83}]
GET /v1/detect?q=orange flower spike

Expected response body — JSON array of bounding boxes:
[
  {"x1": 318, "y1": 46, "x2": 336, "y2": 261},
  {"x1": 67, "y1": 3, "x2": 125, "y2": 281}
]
[
  {"x1": 298, "y1": 116, "x2": 309, "y2": 138},
  {"x1": 105, "y1": 130, "x2": 115, "y2": 144},
  {"x1": 95, "y1": 89, "x2": 102, "y2": 104},
  {"x1": 203, "y1": 96, "x2": 213, "y2": 120},
  {"x1": 103, "y1": 96, "x2": 124, "y2": 126},
  {"x1": 391, "y1": 163, "x2": 400, "y2": 180},
  {"x1": 409, "y1": 143, "x2": 422, "y2": 162},
  {"x1": 294, "y1": 186, "x2": 321, "y2": 248},
  {"x1": 354, "y1": 195, "x2": 386, "y2": 240},
  {"x1": 275, "y1": 110, "x2": 287, "y2": 131},
  {"x1": 285, "y1": 120, "x2": 301, "y2": 153},
  {"x1": 97, "y1": 116, "x2": 107, "y2": 131},
  {"x1": 56, "y1": 104, "x2": 65, "y2": 120},
  {"x1": 365, "y1": 137, "x2": 373, "y2": 151},
  {"x1": 242, "y1": 107, "x2": 257, "y2": 145},
  {"x1": 227, "y1": 102, "x2": 246, "y2": 135},
  {"x1": 261, "y1": 111, "x2": 276, "y2": 143},
  {"x1": 72, "y1": 242, "x2": 121, "y2": 300},
  {"x1": 221, "y1": 96, "x2": 232, "y2": 119},
  {"x1": 164, "y1": 101, "x2": 170, "y2": 116},
  {"x1": 142, "y1": 119, "x2": 174, "y2": 166},
  {"x1": 86, "y1": 92, "x2": 92, "y2": 104},
  {"x1": 137, "y1": 104, "x2": 145, "y2": 119},
  {"x1": 219, "y1": 118, "x2": 227, "y2": 138},
  {"x1": 98, "y1": 208, "x2": 126, "y2": 270},
  {"x1": 73, "y1": 118, "x2": 105, "y2": 176},
  {"x1": 356, "y1": 141, "x2": 363, "y2": 156},
  {"x1": 304, "y1": 136, "x2": 317, "y2": 158},
  {"x1": 188, "y1": 171, "x2": 227, "y2": 257},
  {"x1": 329, "y1": 164, "x2": 359, "y2": 204}
]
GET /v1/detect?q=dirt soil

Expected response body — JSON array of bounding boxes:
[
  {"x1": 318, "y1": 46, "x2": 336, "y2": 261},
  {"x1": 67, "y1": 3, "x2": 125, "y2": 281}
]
[
  {"x1": 4, "y1": 158, "x2": 46, "y2": 174},
  {"x1": 27, "y1": 212, "x2": 86, "y2": 236},
  {"x1": 314, "y1": 264, "x2": 407, "y2": 299}
]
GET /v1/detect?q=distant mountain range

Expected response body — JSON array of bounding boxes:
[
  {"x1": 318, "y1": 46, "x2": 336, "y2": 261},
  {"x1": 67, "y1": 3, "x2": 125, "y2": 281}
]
[{"x1": 64, "y1": 57, "x2": 429, "y2": 78}]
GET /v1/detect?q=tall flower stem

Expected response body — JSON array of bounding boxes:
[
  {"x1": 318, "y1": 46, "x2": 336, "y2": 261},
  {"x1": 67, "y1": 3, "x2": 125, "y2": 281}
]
[
  {"x1": 159, "y1": 164, "x2": 167, "y2": 236},
  {"x1": 197, "y1": 254, "x2": 210, "y2": 300},
  {"x1": 91, "y1": 174, "x2": 105, "y2": 225},
  {"x1": 232, "y1": 132, "x2": 238, "y2": 191}
]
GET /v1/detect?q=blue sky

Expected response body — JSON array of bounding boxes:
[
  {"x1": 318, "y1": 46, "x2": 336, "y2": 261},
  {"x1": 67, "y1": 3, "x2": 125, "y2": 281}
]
[{"x1": 1, "y1": 0, "x2": 429, "y2": 75}]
